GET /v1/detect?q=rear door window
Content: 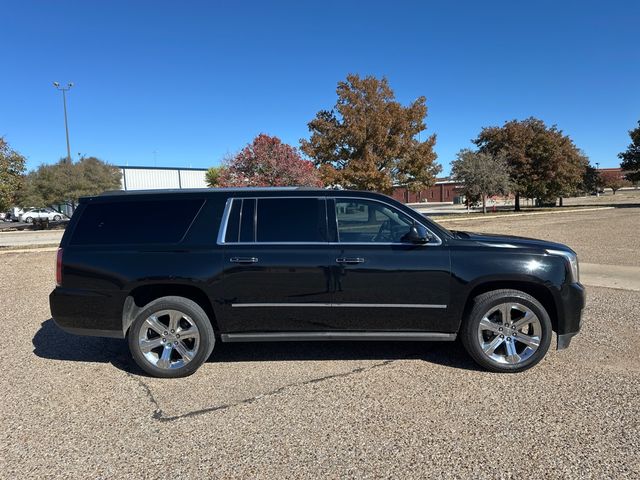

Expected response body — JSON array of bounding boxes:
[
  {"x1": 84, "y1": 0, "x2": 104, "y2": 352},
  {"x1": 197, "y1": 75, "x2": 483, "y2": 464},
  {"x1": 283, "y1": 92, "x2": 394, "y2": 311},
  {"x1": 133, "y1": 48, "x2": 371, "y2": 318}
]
[
  {"x1": 71, "y1": 199, "x2": 204, "y2": 245},
  {"x1": 256, "y1": 198, "x2": 327, "y2": 242}
]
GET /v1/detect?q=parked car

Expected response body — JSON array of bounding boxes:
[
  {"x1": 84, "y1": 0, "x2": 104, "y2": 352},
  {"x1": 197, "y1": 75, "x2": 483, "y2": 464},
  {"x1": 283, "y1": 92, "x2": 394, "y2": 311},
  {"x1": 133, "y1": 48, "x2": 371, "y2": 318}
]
[
  {"x1": 19, "y1": 208, "x2": 66, "y2": 223},
  {"x1": 50, "y1": 188, "x2": 585, "y2": 378}
]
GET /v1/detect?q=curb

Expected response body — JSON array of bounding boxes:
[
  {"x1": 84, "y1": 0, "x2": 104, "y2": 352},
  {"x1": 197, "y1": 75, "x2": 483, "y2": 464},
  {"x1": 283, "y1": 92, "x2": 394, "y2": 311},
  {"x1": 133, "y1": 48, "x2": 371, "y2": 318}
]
[{"x1": 433, "y1": 206, "x2": 615, "y2": 223}]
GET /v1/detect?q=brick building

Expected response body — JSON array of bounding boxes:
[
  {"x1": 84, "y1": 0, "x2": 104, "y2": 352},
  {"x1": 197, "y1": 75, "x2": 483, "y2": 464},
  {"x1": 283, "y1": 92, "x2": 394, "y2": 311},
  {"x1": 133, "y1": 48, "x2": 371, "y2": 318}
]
[{"x1": 392, "y1": 179, "x2": 462, "y2": 203}]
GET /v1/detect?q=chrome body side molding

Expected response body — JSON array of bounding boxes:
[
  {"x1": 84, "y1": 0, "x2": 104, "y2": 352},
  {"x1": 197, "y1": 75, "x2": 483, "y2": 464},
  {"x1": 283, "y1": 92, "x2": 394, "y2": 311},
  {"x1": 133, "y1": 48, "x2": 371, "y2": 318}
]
[
  {"x1": 231, "y1": 303, "x2": 447, "y2": 309},
  {"x1": 220, "y1": 331, "x2": 457, "y2": 342}
]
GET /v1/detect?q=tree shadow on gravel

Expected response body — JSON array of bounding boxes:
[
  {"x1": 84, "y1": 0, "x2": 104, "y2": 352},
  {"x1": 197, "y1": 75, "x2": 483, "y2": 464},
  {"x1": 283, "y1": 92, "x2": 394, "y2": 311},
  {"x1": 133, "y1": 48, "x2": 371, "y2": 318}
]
[{"x1": 33, "y1": 318, "x2": 481, "y2": 375}]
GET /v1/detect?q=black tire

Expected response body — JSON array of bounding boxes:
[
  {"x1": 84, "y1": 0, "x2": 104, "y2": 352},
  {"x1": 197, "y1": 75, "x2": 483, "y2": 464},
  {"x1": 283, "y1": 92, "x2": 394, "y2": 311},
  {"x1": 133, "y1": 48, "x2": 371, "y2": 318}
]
[
  {"x1": 128, "y1": 296, "x2": 215, "y2": 378},
  {"x1": 53, "y1": 215, "x2": 61, "y2": 221},
  {"x1": 460, "y1": 289, "x2": 552, "y2": 373},
  {"x1": 24, "y1": 217, "x2": 33, "y2": 223}
]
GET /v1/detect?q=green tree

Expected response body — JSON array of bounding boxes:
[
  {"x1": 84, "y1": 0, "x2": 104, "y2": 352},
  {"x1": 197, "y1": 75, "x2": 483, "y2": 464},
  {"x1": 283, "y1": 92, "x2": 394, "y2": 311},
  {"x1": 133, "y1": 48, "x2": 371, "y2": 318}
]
[
  {"x1": 474, "y1": 117, "x2": 588, "y2": 210},
  {"x1": 0, "y1": 138, "x2": 26, "y2": 211},
  {"x1": 205, "y1": 166, "x2": 225, "y2": 187},
  {"x1": 580, "y1": 165, "x2": 603, "y2": 194},
  {"x1": 619, "y1": 120, "x2": 640, "y2": 183},
  {"x1": 451, "y1": 149, "x2": 511, "y2": 214},
  {"x1": 18, "y1": 157, "x2": 121, "y2": 211},
  {"x1": 300, "y1": 74, "x2": 440, "y2": 193}
]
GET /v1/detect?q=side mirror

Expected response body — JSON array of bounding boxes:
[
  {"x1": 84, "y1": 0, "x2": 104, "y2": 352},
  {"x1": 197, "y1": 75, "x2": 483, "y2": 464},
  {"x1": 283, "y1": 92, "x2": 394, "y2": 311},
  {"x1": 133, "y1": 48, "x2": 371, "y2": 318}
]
[{"x1": 401, "y1": 223, "x2": 430, "y2": 244}]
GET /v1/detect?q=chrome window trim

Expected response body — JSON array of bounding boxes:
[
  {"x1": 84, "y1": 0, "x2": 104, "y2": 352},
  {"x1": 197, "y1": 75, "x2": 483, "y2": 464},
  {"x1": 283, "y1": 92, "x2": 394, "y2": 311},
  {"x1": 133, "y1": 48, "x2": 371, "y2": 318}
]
[
  {"x1": 216, "y1": 197, "x2": 234, "y2": 245},
  {"x1": 231, "y1": 302, "x2": 447, "y2": 309},
  {"x1": 216, "y1": 195, "x2": 442, "y2": 246},
  {"x1": 237, "y1": 198, "x2": 244, "y2": 243}
]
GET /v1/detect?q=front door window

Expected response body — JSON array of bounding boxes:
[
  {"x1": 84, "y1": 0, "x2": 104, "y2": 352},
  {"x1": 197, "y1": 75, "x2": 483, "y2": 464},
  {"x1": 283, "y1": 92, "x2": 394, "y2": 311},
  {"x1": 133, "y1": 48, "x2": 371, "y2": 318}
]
[{"x1": 335, "y1": 199, "x2": 416, "y2": 243}]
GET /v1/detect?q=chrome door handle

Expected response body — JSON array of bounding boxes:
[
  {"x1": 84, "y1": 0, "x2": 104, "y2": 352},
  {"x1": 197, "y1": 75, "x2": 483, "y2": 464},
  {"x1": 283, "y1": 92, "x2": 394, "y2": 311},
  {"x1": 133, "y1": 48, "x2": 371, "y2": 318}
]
[
  {"x1": 336, "y1": 257, "x2": 365, "y2": 264},
  {"x1": 230, "y1": 257, "x2": 259, "y2": 264}
]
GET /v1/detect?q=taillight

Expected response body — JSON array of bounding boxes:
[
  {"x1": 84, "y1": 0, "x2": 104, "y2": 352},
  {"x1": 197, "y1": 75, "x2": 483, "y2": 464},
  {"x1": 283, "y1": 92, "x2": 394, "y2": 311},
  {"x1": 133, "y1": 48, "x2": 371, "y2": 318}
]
[{"x1": 56, "y1": 248, "x2": 63, "y2": 286}]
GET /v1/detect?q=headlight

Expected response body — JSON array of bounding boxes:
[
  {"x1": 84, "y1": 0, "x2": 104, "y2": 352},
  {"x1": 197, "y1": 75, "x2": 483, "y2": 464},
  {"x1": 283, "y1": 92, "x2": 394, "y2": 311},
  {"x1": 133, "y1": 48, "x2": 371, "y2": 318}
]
[{"x1": 546, "y1": 249, "x2": 579, "y2": 283}]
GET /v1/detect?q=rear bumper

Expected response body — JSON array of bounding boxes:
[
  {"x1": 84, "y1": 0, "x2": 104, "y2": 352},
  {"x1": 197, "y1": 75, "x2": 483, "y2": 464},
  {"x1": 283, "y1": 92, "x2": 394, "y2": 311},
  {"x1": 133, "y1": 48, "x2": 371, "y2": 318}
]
[
  {"x1": 49, "y1": 287, "x2": 126, "y2": 338},
  {"x1": 556, "y1": 282, "x2": 586, "y2": 350}
]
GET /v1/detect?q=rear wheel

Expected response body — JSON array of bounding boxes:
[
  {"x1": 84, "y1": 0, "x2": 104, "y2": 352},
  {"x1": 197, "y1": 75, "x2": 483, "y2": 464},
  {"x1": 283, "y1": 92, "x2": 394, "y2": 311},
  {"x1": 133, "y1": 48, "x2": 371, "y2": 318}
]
[
  {"x1": 24, "y1": 217, "x2": 33, "y2": 223},
  {"x1": 128, "y1": 296, "x2": 215, "y2": 378},
  {"x1": 461, "y1": 289, "x2": 552, "y2": 373}
]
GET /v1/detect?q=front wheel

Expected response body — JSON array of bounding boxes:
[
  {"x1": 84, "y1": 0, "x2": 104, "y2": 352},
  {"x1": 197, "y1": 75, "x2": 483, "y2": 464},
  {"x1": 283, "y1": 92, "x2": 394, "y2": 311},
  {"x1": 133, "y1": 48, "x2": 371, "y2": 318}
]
[
  {"x1": 460, "y1": 289, "x2": 552, "y2": 373},
  {"x1": 24, "y1": 217, "x2": 33, "y2": 223},
  {"x1": 128, "y1": 296, "x2": 215, "y2": 378},
  {"x1": 53, "y1": 215, "x2": 61, "y2": 221}
]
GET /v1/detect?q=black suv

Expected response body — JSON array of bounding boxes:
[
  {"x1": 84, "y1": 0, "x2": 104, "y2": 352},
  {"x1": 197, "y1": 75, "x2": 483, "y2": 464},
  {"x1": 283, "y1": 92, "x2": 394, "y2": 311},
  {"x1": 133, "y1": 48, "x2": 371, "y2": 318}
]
[{"x1": 50, "y1": 188, "x2": 585, "y2": 377}]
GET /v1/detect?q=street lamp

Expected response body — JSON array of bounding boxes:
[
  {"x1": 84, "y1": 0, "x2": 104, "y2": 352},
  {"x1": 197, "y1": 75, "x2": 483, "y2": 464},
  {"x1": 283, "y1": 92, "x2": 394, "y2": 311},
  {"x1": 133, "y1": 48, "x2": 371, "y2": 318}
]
[
  {"x1": 595, "y1": 162, "x2": 600, "y2": 197},
  {"x1": 53, "y1": 82, "x2": 74, "y2": 162}
]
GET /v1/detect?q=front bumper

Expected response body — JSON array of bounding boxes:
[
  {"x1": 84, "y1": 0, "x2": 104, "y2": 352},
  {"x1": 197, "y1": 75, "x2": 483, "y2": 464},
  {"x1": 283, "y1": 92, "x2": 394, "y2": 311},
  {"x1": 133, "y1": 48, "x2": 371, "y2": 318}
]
[{"x1": 556, "y1": 282, "x2": 586, "y2": 350}]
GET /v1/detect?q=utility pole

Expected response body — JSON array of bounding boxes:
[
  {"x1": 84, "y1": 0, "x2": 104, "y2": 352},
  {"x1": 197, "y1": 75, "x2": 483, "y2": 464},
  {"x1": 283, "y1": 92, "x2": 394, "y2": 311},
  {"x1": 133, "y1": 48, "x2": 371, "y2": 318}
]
[{"x1": 53, "y1": 82, "x2": 74, "y2": 162}]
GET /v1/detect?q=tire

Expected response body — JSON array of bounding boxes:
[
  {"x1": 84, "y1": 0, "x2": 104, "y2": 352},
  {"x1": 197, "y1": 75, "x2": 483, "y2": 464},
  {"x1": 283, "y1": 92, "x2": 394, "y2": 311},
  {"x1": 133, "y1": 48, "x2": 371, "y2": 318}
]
[
  {"x1": 128, "y1": 296, "x2": 215, "y2": 378},
  {"x1": 53, "y1": 215, "x2": 61, "y2": 221},
  {"x1": 24, "y1": 217, "x2": 33, "y2": 223},
  {"x1": 460, "y1": 289, "x2": 552, "y2": 373}
]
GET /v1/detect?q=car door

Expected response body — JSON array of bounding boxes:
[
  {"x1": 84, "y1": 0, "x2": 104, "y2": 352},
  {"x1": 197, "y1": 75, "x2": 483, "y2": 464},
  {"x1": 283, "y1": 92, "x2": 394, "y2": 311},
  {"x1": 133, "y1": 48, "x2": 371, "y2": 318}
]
[
  {"x1": 328, "y1": 197, "x2": 451, "y2": 332},
  {"x1": 218, "y1": 196, "x2": 336, "y2": 333}
]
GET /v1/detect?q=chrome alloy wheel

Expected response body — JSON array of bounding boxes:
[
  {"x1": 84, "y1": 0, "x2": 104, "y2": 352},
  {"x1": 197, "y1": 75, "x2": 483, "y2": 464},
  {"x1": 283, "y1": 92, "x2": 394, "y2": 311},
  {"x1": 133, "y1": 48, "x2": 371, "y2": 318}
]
[
  {"x1": 477, "y1": 302, "x2": 542, "y2": 365},
  {"x1": 137, "y1": 309, "x2": 201, "y2": 370}
]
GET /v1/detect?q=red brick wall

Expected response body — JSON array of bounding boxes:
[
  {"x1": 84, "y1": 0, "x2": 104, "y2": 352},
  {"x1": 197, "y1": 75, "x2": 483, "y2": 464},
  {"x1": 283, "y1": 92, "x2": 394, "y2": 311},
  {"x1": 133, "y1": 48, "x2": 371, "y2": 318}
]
[{"x1": 392, "y1": 183, "x2": 461, "y2": 203}]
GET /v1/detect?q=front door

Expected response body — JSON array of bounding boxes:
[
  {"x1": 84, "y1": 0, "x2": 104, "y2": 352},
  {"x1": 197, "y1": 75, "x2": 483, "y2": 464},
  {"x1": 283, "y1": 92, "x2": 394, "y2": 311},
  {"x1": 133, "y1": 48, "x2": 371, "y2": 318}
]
[
  {"x1": 219, "y1": 196, "x2": 335, "y2": 332},
  {"x1": 329, "y1": 197, "x2": 451, "y2": 332}
]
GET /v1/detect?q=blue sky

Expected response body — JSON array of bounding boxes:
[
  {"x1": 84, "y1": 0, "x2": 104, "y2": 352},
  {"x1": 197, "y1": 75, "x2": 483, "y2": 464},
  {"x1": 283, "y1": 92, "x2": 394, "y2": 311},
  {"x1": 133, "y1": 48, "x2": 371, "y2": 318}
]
[{"x1": 2, "y1": 0, "x2": 638, "y2": 174}]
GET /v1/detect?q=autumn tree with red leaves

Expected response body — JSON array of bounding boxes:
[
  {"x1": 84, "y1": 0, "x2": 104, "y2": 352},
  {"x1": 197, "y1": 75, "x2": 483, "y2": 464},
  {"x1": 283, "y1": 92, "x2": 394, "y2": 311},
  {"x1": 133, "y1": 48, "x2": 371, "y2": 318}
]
[
  {"x1": 218, "y1": 134, "x2": 322, "y2": 187},
  {"x1": 600, "y1": 170, "x2": 630, "y2": 194}
]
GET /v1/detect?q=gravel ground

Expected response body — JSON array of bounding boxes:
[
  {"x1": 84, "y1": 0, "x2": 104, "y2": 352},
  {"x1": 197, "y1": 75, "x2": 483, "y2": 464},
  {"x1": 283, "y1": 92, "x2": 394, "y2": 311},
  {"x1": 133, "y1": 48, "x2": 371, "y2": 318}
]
[
  {"x1": 1, "y1": 209, "x2": 639, "y2": 479},
  {"x1": 434, "y1": 207, "x2": 640, "y2": 267}
]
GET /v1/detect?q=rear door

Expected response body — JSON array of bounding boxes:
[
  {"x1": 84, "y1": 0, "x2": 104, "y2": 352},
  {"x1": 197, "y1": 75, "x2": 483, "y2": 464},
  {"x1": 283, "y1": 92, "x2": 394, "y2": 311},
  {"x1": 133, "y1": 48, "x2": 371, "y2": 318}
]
[
  {"x1": 219, "y1": 196, "x2": 335, "y2": 332},
  {"x1": 328, "y1": 197, "x2": 452, "y2": 332}
]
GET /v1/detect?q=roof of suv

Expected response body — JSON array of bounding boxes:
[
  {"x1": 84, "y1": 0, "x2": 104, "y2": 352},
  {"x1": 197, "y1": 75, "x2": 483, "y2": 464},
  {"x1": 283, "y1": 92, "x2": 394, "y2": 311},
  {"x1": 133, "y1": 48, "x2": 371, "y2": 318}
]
[
  {"x1": 88, "y1": 187, "x2": 396, "y2": 202},
  {"x1": 99, "y1": 186, "x2": 318, "y2": 196}
]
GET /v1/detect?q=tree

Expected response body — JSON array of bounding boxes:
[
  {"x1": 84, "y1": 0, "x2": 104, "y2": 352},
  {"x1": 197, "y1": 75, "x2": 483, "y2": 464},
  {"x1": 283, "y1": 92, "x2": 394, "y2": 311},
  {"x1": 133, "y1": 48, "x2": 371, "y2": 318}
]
[
  {"x1": 474, "y1": 117, "x2": 588, "y2": 210},
  {"x1": 580, "y1": 165, "x2": 603, "y2": 194},
  {"x1": 205, "y1": 166, "x2": 225, "y2": 187},
  {"x1": 0, "y1": 138, "x2": 26, "y2": 211},
  {"x1": 18, "y1": 157, "x2": 121, "y2": 211},
  {"x1": 451, "y1": 149, "x2": 511, "y2": 214},
  {"x1": 600, "y1": 170, "x2": 630, "y2": 194},
  {"x1": 619, "y1": 120, "x2": 640, "y2": 183},
  {"x1": 218, "y1": 134, "x2": 322, "y2": 187},
  {"x1": 300, "y1": 74, "x2": 440, "y2": 193}
]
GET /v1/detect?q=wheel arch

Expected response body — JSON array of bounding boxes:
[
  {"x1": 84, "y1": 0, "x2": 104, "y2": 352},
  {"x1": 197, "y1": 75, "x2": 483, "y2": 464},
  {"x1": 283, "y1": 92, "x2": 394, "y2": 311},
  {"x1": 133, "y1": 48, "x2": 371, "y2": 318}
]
[
  {"x1": 462, "y1": 280, "x2": 559, "y2": 333},
  {"x1": 123, "y1": 283, "x2": 219, "y2": 336}
]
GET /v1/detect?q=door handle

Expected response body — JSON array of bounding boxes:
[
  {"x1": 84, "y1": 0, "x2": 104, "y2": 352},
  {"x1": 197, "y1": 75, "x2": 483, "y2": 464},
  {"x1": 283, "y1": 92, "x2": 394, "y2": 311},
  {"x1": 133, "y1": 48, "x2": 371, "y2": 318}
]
[
  {"x1": 230, "y1": 257, "x2": 259, "y2": 264},
  {"x1": 336, "y1": 257, "x2": 365, "y2": 264}
]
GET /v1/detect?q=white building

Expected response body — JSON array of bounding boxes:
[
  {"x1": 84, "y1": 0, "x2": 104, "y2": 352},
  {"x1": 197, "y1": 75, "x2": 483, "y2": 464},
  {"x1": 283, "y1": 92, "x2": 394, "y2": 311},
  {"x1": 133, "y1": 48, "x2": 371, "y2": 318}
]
[{"x1": 119, "y1": 166, "x2": 208, "y2": 191}]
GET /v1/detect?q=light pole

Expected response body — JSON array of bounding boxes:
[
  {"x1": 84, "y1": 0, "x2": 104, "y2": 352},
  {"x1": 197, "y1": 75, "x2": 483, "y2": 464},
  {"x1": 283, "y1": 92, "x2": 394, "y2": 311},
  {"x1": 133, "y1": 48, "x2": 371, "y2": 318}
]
[
  {"x1": 53, "y1": 82, "x2": 74, "y2": 162},
  {"x1": 595, "y1": 162, "x2": 600, "y2": 197}
]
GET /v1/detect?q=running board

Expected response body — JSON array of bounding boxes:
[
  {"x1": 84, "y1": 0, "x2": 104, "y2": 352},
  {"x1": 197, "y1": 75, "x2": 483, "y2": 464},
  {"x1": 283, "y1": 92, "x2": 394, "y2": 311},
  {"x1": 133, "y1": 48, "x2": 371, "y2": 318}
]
[{"x1": 220, "y1": 332, "x2": 457, "y2": 342}]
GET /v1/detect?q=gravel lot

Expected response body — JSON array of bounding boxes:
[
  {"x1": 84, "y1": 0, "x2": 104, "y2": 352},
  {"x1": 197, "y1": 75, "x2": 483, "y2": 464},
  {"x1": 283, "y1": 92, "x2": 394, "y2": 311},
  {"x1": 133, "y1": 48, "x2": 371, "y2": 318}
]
[{"x1": 1, "y1": 209, "x2": 639, "y2": 479}]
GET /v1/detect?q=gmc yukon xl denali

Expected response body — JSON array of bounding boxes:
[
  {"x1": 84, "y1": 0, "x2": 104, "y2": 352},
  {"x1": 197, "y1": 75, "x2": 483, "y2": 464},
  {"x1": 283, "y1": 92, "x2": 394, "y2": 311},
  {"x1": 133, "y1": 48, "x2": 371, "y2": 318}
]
[{"x1": 50, "y1": 188, "x2": 585, "y2": 378}]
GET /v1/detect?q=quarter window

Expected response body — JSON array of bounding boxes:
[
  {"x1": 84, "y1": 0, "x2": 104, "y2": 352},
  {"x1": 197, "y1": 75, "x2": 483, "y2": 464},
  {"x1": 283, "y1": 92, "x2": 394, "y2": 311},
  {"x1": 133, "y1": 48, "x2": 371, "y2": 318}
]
[{"x1": 335, "y1": 199, "x2": 415, "y2": 243}]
